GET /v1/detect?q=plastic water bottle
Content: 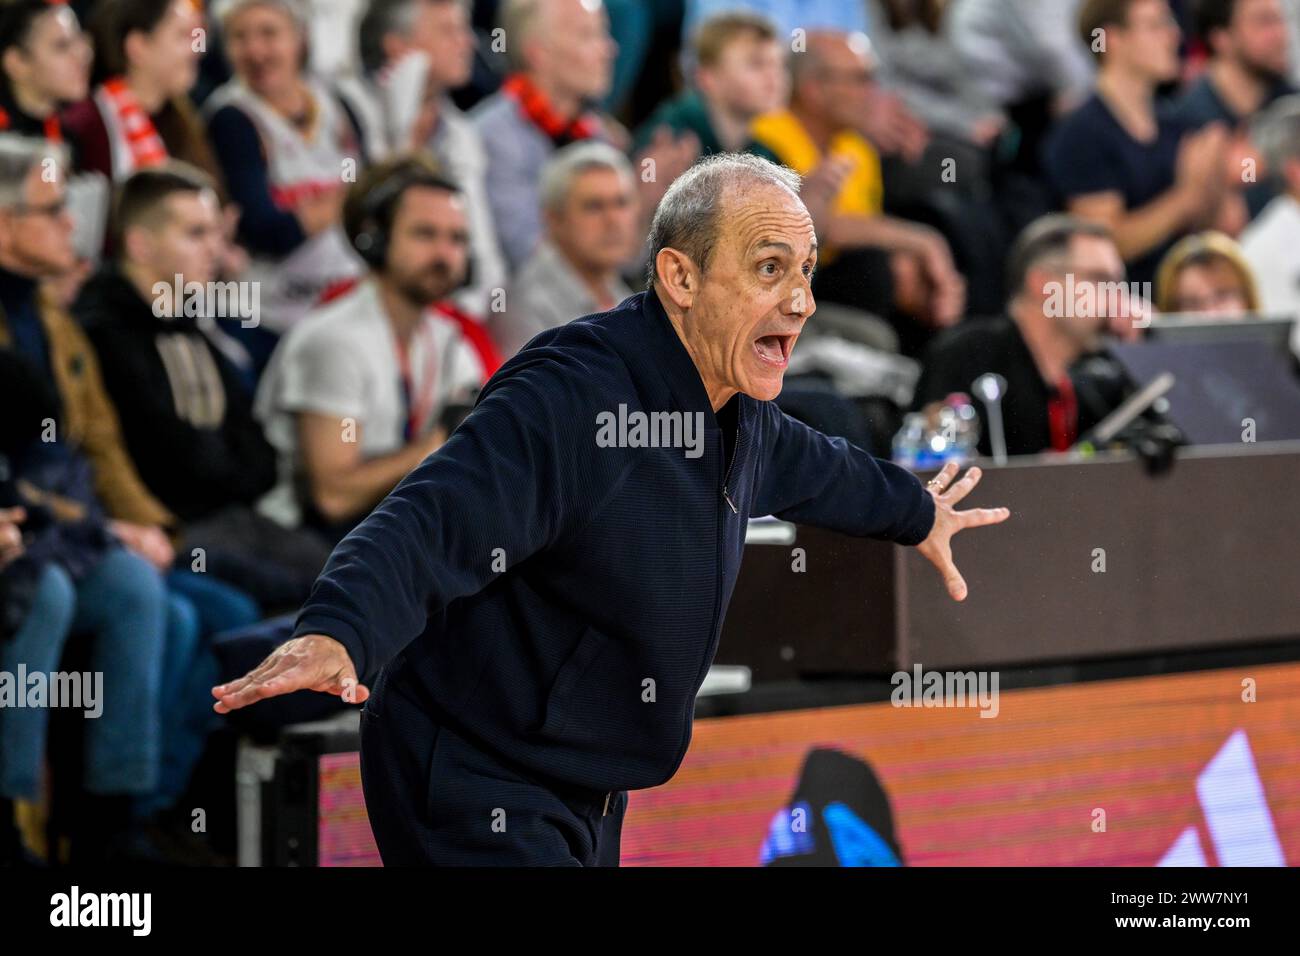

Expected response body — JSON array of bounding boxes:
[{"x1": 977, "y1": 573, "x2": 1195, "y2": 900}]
[{"x1": 893, "y1": 393, "x2": 981, "y2": 470}]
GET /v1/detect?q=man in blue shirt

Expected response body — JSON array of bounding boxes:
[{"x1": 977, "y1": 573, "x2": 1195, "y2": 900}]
[
  {"x1": 212, "y1": 153, "x2": 1010, "y2": 866},
  {"x1": 1044, "y1": 0, "x2": 1234, "y2": 286}
]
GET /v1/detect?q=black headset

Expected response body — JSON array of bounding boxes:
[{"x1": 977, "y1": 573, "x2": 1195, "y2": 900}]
[{"x1": 350, "y1": 165, "x2": 474, "y2": 289}]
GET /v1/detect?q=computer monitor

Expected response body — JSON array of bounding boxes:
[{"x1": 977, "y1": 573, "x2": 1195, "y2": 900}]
[
  {"x1": 1145, "y1": 313, "x2": 1297, "y2": 356},
  {"x1": 1108, "y1": 339, "x2": 1300, "y2": 445}
]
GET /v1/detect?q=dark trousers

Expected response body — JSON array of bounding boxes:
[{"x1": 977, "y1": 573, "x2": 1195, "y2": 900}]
[{"x1": 359, "y1": 675, "x2": 627, "y2": 866}]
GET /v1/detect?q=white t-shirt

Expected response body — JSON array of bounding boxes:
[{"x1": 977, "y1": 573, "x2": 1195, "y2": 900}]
[
  {"x1": 254, "y1": 277, "x2": 485, "y2": 527},
  {"x1": 1239, "y1": 193, "x2": 1300, "y2": 357}
]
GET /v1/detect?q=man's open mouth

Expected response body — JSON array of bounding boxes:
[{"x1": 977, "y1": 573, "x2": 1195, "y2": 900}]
[{"x1": 753, "y1": 333, "x2": 796, "y2": 368}]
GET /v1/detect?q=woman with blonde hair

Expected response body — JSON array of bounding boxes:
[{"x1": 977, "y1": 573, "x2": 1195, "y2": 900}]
[{"x1": 1155, "y1": 231, "x2": 1261, "y2": 317}]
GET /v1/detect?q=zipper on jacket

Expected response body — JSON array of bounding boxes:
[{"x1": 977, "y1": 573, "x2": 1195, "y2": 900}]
[
  {"x1": 671, "y1": 409, "x2": 744, "y2": 775},
  {"x1": 721, "y1": 418, "x2": 740, "y2": 514}
]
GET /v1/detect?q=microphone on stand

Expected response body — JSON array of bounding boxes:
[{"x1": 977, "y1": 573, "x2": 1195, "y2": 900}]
[{"x1": 972, "y1": 373, "x2": 1009, "y2": 465}]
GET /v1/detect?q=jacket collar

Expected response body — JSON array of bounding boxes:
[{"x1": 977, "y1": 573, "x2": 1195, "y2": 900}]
[
  {"x1": 634, "y1": 288, "x2": 727, "y2": 425},
  {"x1": 80, "y1": 264, "x2": 203, "y2": 332}
]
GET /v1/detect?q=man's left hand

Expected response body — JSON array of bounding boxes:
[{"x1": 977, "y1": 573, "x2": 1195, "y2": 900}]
[{"x1": 916, "y1": 462, "x2": 1011, "y2": 602}]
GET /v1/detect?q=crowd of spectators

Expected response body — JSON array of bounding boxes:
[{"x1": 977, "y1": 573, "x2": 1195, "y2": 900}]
[{"x1": 2, "y1": 0, "x2": 1300, "y2": 866}]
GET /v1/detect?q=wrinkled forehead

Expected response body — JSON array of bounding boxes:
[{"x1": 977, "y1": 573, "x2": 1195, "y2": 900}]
[{"x1": 722, "y1": 183, "x2": 816, "y2": 259}]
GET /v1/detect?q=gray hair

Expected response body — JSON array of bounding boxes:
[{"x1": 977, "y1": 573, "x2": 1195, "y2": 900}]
[
  {"x1": 499, "y1": 0, "x2": 543, "y2": 72},
  {"x1": 1005, "y1": 212, "x2": 1114, "y2": 297},
  {"x1": 1252, "y1": 94, "x2": 1300, "y2": 178},
  {"x1": 359, "y1": 0, "x2": 421, "y2": 75},
  {"x1": 359, "y1": 0, "x2": 469, "y2": 75},
  {"x1": 0, "y1": 135, "x2": 69, "y2": 209},
  {"x1": 539, "y1": 141, "x2": 633, "y2": 212},
  {"x1": 211, "y1": 0, "x2": 307, "y2": 31},
  {"x1": 645, "y1": 151, "x2": 802, "y2": 287}
]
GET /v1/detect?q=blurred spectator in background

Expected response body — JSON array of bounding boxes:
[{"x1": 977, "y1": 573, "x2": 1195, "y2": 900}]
[
  {"x1": 0, "y1": 342, "x2": 177, "y2": 865},
  {"x1": 73, "y1": 163, "x2": 334, "y2": 610},
  {"x1": 0, "y1": 135, "x2": 225, "y2": 864},
  {"x1": 914, "y1": 214, "x2": 1134, "y2": 455},
  {"x1": 1155, "y1": 229, "x2": 1260, "y2": 313},
  {"x1": 1241, "y1": 92, "x2": 1300, "y2": 347},
  {"x1": 1045, "y1": 0, "x2": 1236, "y2": 286},
  {"x1": 864, "y1": 0, "x2": 1014, "y2": 317},
  {"x1": 1171, "y1": 0, "x2": 1293, "y2": 220},
  {"x1": 748, "y1": 30, "x2": 964, "y2": 355},
  {"x1": 473, "y1": 0, "x2": 617, "y2": 269},
  {"x1": 949, "y1": 0, "x2": 1095, "y2": 241},
  {"x1": 343, "y1": 0, "x2": 506, "y2": 318},
  {"x1": 950, "y1": 0, "x2": 1096, "y2": 115},
  {"x1": 635, "y1": 10, "x2": 786, "y2": 156},
  {"x1": 63, "y1": 0, "x2": 223, "y2": 186},
  {"x1": 1174, "y1": 0, "x2": 1292, "y2": 129},
  {"x1": 0, "y1": 0, "x2": 90, "y2": 140},
  {"x1": 0, "y1": 138, "x2": 173, "y2": 536},
  {"x1": 255, "y1": 156, "x2": 486, "y2": 539},
  {"x1": 203, "y1": 0, "x2": 366, "y2": 354},
  {"x1": 867, "y1": 0, "x2": 1005, "y2": 149},
  {"x1": 491, "y1": 141, "x2": 637, "y2": 357},
  {"x1": 474, "y1": 0, "x2": 696, "y2": 271},
  {"x1": 680, "y1": 0, "x2": 868, "y2": 57}
]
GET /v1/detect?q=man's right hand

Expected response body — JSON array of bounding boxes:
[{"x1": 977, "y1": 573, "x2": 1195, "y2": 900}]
[{"x1": 211, "y1": 634, "x2": 368, "y2": 713}]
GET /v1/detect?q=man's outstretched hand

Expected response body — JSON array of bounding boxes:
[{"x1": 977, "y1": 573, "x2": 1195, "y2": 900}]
[
  {"x1": 211, "y1": 634, "x2": 368, "y2": 714},
  {"x1": 916, "y1": 462, "x2": 1011, "y2": 602}
]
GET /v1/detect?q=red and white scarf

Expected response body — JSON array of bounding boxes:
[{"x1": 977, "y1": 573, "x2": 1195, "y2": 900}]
[
  {"x1": 500, "y1": 73, "x2": 599, "y2": 147},
  {"x1": 96, "y1": 77, "x2": 168, "y2": 175}
]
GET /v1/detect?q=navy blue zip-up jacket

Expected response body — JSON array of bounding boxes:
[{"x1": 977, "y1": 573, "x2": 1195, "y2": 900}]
[{"x1": 291, "y1": 289, "x2": 935, "y2": 792}]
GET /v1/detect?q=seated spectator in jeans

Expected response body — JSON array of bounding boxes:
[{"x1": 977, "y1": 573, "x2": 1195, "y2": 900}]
[
  {"x1": 635, "y1": 10, "x2": 787, "y2": 157},
  {"x1": 491, "y1": 142, "x2": 637, "y2": 357},
  {"x1": 0, "y1": 135, "x2": 261, "y2": 845},
  {"x1": 1044, "y1": 0, "x2": 1237, "y2": 287},
  {"x1": 914, "y1": 214, "x2": 1139, "y2": 456},
  {"x1": 747, "y1": 30, "x2": 965, "y2": 355},
  {"x1": 73, "y1": 162, "x2": 334, "y2": 611},
  {"x1": 1154, "y1": 230, "x2": 1261, "y2": 314},
  {"x1": 340, "y1": 0, "x2": 507, "y2": 319},
  {"x1": 473, "y1": 0, "x2": 697, "y2": 271},
  {"x1": 0, "y1": 332, "x2": 197, "y2": 863},
  {"x1": 1171, "y1": 0, "x2": 1294, "y2": 221},
  {"x1": 255, "y1": 156, "x2": 488, "y2": 539}
]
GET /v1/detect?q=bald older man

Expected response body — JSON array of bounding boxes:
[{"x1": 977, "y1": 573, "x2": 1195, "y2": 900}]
[{"x1": 212, "y1": 154, "x2": 1009, "y2": 866}]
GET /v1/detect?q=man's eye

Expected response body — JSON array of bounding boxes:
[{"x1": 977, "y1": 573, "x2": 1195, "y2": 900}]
[{"x1": 760, "y1": 262, "x2": 779, "y2": 276}]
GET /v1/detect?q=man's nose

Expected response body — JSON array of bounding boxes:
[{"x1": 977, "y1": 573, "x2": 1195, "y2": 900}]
[{"x1": 787, "y1": 279, "x2": 815, "y2": 318}]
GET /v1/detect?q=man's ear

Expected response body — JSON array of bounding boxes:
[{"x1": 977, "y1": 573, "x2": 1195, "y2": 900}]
[
  {"x1": 121, "y1": 224, "x2": 152, "y2": 269},
  {"x1": 123, "y1": 29, "x2": 148, "y2": 71},
  {"x1": 381, "y1": 31, "x2": 409, "y2": 66},
  {"x1": 694, "y1": 66, "x2": 715, "y2": 99},
  {"x1": 1, "y1": 47, "x2": 26, "y2": 84},
  {"x1": 655, "y1": 247, "x2": 697, "y2": 310}
]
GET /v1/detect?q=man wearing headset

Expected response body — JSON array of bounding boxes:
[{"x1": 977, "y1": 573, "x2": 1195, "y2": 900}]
[{"x1": 253, "y1": 155, "x2": 488, "y2": 542}]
